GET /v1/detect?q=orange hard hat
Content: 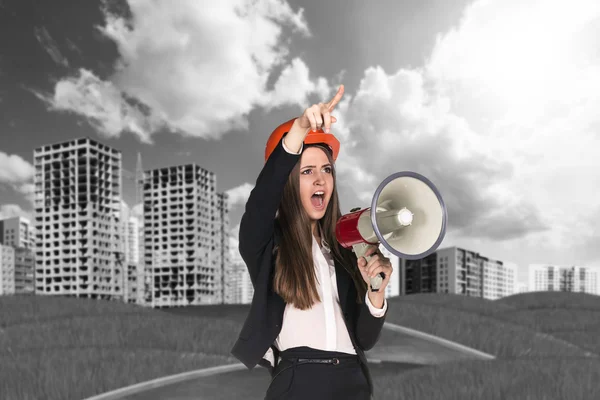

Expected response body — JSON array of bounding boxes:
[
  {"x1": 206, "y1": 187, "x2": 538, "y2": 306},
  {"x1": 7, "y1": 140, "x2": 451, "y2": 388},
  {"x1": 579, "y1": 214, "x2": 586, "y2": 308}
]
[{"x1": 265, "y1": 118, "x2": 340, "y2": 163}]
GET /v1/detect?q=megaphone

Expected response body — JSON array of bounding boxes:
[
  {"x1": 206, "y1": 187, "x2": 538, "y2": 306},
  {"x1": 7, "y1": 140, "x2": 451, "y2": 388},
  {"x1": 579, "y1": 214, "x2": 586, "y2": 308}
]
[{"x1": 335, "y1": 171, "x2": 447, "y2": 292}]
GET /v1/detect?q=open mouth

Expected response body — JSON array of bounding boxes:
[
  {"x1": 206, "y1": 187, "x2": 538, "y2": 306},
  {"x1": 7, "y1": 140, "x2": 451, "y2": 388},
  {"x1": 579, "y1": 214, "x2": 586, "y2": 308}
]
[{"x1": 311, "y1": 191, "x2": 326, "y2": 210}]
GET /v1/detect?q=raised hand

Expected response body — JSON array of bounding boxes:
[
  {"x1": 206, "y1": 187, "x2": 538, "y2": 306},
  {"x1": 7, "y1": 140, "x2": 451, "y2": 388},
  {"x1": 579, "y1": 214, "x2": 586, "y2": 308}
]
[{"x1": 296, "y1": 85, "x2": 345, "y2": 134}]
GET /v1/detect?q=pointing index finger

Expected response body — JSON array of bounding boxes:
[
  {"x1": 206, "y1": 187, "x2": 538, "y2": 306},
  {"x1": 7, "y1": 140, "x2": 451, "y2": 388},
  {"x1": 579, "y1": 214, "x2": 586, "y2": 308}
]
[{"x1": 326, "y1": 84, "x2": 345, "y2": 111}]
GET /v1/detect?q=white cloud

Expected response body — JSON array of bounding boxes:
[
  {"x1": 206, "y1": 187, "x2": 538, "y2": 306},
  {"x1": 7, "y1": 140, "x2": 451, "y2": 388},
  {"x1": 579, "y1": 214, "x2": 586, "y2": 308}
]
[
  {"x1": 262, "y1": 57, "x2": 331, "y2": 110},
  {"x1": 336, "y1": 65, "x2": 542, "y2": 240},
  {"x1": 35, "y1": 0, "x2": 328, "y2": 143},
  {"x1": 0, "y1": 151, "x2": 35, "y2": 209},
  {"x1": 34, "y1": 26, "x2": 69, "y2": 67},
  {"x1": 225, "y1": 182, "x2": 254, "y2": 208},
  {"x1": 228, "y1": 222, "x2": 242, "y2": 262},
  {"x1": 0, "y1": 204, "x2": 31, "y2": 221},
  {"x1": 33, "y1": 69, "x2": 161, "y2": 144},
  {"x1": 17, "y1": 184, "x2": 35, "y2": 207},
  {"x1": 334, "y1": 0, "x2": 600, "y2": 265},
  {"x1": 0, "y1": 151, "x2": 34, "y2": 185}
]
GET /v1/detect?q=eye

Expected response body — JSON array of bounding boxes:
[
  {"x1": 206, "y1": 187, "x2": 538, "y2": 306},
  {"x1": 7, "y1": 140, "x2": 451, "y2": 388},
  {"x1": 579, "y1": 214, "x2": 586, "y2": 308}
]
[
  {"x1": 301, "y1": 169, "x2": 311, "y2": 174},
  {"x1": 323, "y1": 167, "x2": 332, "y2": 173}
]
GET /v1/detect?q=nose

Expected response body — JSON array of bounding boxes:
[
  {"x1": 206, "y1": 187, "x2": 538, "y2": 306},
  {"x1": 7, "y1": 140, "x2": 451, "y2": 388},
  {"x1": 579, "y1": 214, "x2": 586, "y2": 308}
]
[{"x1": 313, "y1": 171, "x2": 325, "y2": 185}]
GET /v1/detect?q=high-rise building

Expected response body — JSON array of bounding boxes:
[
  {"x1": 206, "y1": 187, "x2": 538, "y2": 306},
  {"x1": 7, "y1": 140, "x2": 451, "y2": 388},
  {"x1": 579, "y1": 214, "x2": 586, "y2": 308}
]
[
  {"x1": 0, "y1": 216, "x2": 34, "y2": 249},
  {"x1": 405, "y1": 246, "x2": 516, "y2": 300},
  {"x1": 224, "y1": 231, "x2": 255, "y2": 304},
  {"x1": 119, "y1": 202, "x2": 141, "y2": 264},
  {"x1": 119, "y1": 201, "x2": 143, "y2": 304},
  {"x1": 0, "y1": 244, "x2": 15, "y2": 295},
  {"x1": 482, "y1": 260, "x2": 517, "y2": 299},
  {"x1": 33, "y1": 138, "x2": 123, "y2": 299},
  {"x1": 216, "y1": 192, "x2": 230, "y2": 304},
  {"x1": 405, "y1": 252, "x2": 438, "y2": 295},
  {"x1": 141, "y1": 164, "x2": 228, "y2": 307},
  {"x1": 14, "y1": 247, "x2": 35, "y2": 294},
  {"x1": 528, "y1": 264, "x2": 600, "y2": 294},
  {"x1": 0, "y1": 216, "x2": 35, "y2": 295}
]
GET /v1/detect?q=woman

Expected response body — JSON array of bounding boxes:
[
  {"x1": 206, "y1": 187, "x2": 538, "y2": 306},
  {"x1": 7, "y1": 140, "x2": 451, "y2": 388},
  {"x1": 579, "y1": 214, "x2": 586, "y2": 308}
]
[{"x1": 230, "y1": 85, "x2": 394, "y2": 400}]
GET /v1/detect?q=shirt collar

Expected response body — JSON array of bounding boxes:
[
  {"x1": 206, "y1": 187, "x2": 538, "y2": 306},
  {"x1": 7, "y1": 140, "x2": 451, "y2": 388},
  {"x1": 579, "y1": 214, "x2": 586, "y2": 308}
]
[{"x1": 314, "y1": 224, "x2": 331, "y2": 254}]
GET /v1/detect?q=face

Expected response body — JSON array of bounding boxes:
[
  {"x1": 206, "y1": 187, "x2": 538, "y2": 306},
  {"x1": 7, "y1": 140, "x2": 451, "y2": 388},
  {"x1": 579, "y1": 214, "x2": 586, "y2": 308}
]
[{"x1": 298, "y1": 146, "x2": 334, "y2": 224}]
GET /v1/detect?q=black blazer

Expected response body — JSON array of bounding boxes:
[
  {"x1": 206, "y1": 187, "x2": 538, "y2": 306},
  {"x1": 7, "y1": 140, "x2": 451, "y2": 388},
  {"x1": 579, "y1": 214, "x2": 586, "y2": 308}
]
[{"x1": 230, "y1": 135, "x2": 388, "y2": 396}]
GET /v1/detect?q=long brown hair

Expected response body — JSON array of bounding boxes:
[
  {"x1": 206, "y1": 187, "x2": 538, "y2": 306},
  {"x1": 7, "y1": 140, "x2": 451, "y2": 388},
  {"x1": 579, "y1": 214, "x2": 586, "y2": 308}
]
[{"x1": 273, "y1": 143, "x2": 367, "y2": 310}]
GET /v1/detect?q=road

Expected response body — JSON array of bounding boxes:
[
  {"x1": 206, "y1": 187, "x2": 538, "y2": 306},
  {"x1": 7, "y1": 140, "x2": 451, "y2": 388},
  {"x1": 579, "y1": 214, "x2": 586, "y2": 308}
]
[
  {"x1": 117, "y1": 324, "x2": 490, "y2": 400},
  {"x1": 120, "y1": 361, "x2": 420, "y2": 400}
]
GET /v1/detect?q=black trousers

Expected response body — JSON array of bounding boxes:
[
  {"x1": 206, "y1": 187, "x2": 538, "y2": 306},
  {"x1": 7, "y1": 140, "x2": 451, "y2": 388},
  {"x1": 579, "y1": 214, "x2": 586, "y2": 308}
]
[{"x1": 264, "y1": 346, "x2": 371, "y2": 400}]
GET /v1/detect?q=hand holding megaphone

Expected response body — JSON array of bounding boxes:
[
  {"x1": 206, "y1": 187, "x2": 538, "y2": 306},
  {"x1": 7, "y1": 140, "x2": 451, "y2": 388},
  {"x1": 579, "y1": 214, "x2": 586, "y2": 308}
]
[
  {"x1": 335, "y1": 171, "x2": 448, "y2": 292},
  {"x1": 356, "y1": 244, "x2": 392, "y2": 293}
]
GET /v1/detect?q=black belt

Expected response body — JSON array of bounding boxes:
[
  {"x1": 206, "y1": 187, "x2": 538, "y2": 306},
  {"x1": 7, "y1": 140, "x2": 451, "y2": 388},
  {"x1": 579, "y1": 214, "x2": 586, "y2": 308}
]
[
  {"x1": 282, "y1": 356, "x2": 358, "y2": 366},
  {"x1": 269, "y1": 355, "x2": 359, "y2": 383}
]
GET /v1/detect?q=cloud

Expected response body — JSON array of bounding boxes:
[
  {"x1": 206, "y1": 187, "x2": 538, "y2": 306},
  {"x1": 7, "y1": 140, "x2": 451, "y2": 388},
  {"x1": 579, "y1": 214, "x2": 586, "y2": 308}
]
[
  {"x1": 35, "y1": 0, "x2": 328, "y2": 143},
  {"x1": 0, "y1": 204, "x2": 31, "y2": 221},
  {"x1": 228, "y1": 222, "x2": 242, "y2": 262},
  {"x1": 423, "y1": 0, "x2": 600, "y2": 252},
  {"x1": 334, "y1": 66, "x2": 548, "y2": 242},
  {"x1": 33, "y1": 69, "x2": 162, "y2": 144},
  {"x1": 0, "y1": 151, "x2": 35, "y2": 210},
  {"x1": 334, "y1": 0, "x2": 600, "y2": 252},
  {"x1": 0, "y1": 151, "x2": 34, "y2": 185},
  {"x1": 225, "y1": 182, "x2": 254, "y2": 208},
  {"x1": 261, "y1": 57, "x2": 331, "y2": 110},
  {"x1": 34, "y1": 26, "x2": 69, "y2": 67}
]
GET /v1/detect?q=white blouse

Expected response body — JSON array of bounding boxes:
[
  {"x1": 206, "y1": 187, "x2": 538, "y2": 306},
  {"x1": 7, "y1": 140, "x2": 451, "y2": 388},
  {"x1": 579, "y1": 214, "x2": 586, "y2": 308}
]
[{"x1": 260, "y1": 139, "x2": 388, "y2": 367}]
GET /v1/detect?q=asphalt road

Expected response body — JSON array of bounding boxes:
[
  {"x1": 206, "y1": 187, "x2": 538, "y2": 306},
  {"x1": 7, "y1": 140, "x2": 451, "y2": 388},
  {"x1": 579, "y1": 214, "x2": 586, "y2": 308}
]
[
  {"x1": 118, "y1": 323, "x2": 489, "y2": 400},
  {"x1": 121, "y1": 361, "x2": 421, "y2": 400}
]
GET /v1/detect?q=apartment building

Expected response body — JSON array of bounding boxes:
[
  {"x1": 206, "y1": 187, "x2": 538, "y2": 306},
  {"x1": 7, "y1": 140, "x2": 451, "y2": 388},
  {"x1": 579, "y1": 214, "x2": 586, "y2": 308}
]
[
  {"x1": 0, "y1": 216, "x2": 36, "y2": 294},
  {"x1": 0, "y1": 216, "x2": 34, "y2": 249},
  {"x1": 0, "y1": 244, "x2": 15, "y2": 295},
  {"x1": 118, "y1": 201, "x2": 143, "y2": 304},
  {"x1": 14, "y1": 247, "x2": 35, "y2": 294},
  {"x1": 404, "y1": 251, "x2": 438, "y2": 295},
  {"x1": 528, "y1": 264, "x2": 600, "y2": 294},
  {"x1": 141, "y1": 164, "x2": 229, "y2": 307},
  {"x1": 33, "y1": 138, "x2": 124, "y2": 299},
  {"x1": 216, "y1": 192, "x2": 231, "y2": 304},
  {"x1": 483, "y1": 260, "x2": 517, "y2": 299},
  {"x1": 405, "y1": 246, "x2": 516, "y2": 300}
]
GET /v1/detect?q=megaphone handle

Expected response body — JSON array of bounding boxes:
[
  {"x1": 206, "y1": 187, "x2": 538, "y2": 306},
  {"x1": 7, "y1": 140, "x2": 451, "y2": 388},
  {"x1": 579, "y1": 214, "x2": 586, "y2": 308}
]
[{"x1": 352, "y1": 242, "x2": 385, "y2": 292}]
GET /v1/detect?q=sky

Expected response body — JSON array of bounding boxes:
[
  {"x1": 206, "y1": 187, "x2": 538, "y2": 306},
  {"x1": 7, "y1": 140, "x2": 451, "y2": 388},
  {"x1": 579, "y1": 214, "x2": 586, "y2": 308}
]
[{"x1": 1, "y1": 0, "x2": 600, "y2": 282}]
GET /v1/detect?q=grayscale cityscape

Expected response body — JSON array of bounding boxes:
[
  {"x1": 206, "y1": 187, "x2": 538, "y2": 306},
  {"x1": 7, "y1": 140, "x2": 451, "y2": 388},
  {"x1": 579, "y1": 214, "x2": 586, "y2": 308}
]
[{"x1": 2, "y1": 0, "x2": 600, "y2": 399}]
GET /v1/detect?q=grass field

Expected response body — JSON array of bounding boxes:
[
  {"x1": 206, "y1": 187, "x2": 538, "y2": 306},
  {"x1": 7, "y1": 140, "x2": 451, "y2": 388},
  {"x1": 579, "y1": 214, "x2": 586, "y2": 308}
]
[
  {"x1": 1, "y1": 290, "x2": 600, "y2": 399},
  {"x1": 0, "y1": 295, "x2": 241, "y2": 400},
  {"x1": 374, "y1": 357, "x2": 600, "y2": 399},
  {"x1": 385, "y1": 295, "x2": 594, "y2": 358}
]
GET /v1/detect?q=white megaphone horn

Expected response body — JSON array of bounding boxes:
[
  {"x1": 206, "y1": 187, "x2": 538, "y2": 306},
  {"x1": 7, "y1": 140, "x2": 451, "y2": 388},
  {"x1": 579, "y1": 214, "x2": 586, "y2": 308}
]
[{"x1": 335, "y1": 171, "x2": 448, "y2": 292}]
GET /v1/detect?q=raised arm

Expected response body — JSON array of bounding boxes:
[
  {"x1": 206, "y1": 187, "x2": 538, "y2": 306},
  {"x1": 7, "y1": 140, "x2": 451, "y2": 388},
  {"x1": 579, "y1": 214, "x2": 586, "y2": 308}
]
[
  {"x1": 238, "y1": 85, "x2": 345, "y2": 285},
  {"x1": 238, "y1": 127, "x2": 302, "y2": 285}
]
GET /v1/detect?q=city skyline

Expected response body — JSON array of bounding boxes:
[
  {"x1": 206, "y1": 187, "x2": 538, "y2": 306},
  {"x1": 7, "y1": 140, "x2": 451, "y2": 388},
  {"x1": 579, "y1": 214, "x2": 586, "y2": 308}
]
[{"x1": 2, "y1": 0, "x2": 600, "y2": 283}]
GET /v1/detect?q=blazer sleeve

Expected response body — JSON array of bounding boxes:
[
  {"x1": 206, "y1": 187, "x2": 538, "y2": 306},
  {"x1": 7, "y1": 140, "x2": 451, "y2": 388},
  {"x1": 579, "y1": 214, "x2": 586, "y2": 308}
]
[
  {"x1": 238, "y1": 134, "x2": 302, "y2": 287},
  {"x1": 354, "y1": 294, "x2": 388, "y2": 351}
]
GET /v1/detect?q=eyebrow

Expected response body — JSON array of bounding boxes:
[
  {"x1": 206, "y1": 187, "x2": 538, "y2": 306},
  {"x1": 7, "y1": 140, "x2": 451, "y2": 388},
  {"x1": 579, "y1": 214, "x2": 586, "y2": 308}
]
[{"x1": 301, "y1": 163, "x2": 332, "y2": 169}]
